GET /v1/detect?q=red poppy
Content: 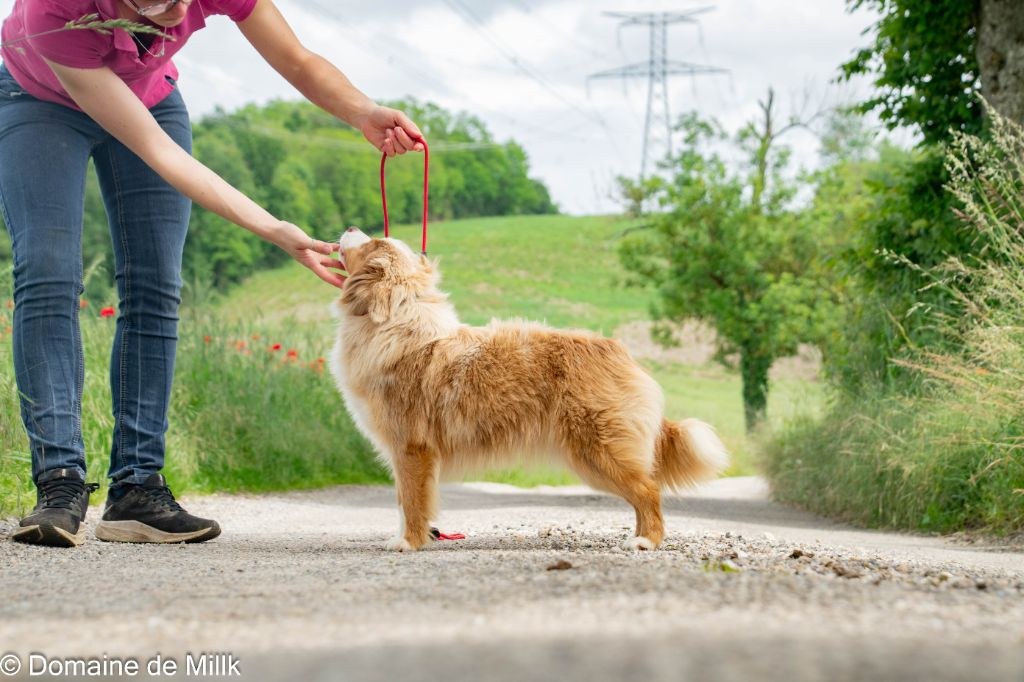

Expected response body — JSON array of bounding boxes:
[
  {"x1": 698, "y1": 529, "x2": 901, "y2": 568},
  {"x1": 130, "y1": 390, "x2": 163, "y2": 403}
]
[
  {"x1": 271, "y1": 343, "x2": 282, "y2": 351},
  {"x1": 100, "y1": 307, "x2": 115, "y2": 318},
  {"x1": 79, "y1": 300, "x2": 88, "y2": 309},
  {"x1": 287, "y1": 349, "x2": 298, "y2": 359},
  {"x1": 251, "y1": 334, "x2": 262, "y2": 341},
  {"x1": 6, "y1": 300, "x2": 13, "y2": 309},
  {"x1": 204, "y1": 335, "x2": 212, "y2": 344},
  {"x1": 317, "y1": 357, "x2": 325, "y2": 364},
  {"x1": 235, "y1": 340, "x2": 246, "y2": 351}
]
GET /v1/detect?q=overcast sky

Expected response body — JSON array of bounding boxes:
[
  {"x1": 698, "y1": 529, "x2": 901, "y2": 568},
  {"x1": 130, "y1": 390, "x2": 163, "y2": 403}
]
[{"x1": 2, "y1": 0, "x2": 881, "y2": 215}]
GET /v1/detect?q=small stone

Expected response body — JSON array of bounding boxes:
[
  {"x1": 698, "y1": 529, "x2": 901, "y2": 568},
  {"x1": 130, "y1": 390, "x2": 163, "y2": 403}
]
[
  {"x1": 538, "y1": 527, "x2": 552, "y2": 538},
  {"x1": 546, "y1": 560, "x2": 573, "y2": 571}
]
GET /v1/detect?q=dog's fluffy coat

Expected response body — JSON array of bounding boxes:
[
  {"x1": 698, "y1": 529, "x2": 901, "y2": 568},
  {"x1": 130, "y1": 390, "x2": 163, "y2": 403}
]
[{"x1": 331, "y1": 229, "x2": 728, "y2": 551}]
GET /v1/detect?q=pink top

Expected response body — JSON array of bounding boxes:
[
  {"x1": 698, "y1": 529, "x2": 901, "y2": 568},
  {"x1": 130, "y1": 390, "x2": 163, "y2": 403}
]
[{"x1": 1, "y1": 0, "x2": 257, "y2": 110}]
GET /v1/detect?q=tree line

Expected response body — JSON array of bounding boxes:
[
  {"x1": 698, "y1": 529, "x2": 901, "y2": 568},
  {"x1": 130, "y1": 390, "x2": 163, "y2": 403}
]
[{"x1": 0, "y1": 98, "x2": 556, "y2": 299}]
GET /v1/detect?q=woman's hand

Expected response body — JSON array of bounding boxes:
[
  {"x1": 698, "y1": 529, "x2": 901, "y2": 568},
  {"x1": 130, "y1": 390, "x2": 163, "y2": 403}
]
[
  {"x1": 274, "y1": 222, "x2": 347, "y2": 288},
  {"x1": 356, "y1": 105, "x2": 425, "y2": 157}
]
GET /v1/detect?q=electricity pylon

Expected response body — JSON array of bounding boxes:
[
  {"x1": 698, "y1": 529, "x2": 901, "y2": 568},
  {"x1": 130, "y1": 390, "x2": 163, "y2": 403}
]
[{"x1": 589, "y1": 9, "x2": 726, "y2": 179}]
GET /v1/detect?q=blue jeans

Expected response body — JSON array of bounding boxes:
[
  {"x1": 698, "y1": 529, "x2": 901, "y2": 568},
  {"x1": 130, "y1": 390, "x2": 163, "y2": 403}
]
[{"x1": 0, "y1": 63, "x2": 192, "y2": 492}]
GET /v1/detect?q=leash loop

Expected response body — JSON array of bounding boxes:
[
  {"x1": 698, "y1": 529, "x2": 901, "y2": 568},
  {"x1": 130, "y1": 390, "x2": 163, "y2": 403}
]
[{"x1": 380, "y1": 136, "x2": 430, "y2": 255}]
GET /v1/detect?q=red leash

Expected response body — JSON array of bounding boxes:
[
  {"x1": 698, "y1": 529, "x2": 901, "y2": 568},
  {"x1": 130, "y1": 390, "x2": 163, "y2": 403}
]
[
  {"x1": 380, "y1": 137, "x2": 430, "y2": 255},
  {"x1": 382, "y1": 137, "x2": 461, "y2": 542}
]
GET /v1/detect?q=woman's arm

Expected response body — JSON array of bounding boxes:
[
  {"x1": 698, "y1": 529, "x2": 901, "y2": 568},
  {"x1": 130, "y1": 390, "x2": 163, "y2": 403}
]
[
  {"x1": 45, "y1": 60, "x2": 346, "y2": 288},
  {"x1": 237, "y1": 0, "x2": 424, "y2": 157}
]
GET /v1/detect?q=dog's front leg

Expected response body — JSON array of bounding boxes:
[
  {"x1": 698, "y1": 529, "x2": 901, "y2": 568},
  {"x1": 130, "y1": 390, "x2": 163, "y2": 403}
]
[{"x1": 386, "y1": 443, "x2": 439, "y2": 551}]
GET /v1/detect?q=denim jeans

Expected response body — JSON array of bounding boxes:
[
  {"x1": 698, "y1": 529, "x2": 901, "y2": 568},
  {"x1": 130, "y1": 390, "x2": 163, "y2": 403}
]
[{"x1": 0, "y1": 63, "x2": 192, "y2": 492}]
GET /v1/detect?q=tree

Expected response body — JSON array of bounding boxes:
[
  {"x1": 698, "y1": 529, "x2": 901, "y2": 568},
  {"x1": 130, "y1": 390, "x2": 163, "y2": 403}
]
[
  {"x1": 977, "y1": 0, "x2": 1024, "y2": 125},
  {"x1": 843, "y1": 0, "x2": 1024, "y2": 133},
  {"x1": 620, "y1": 97, "x2": 836, "y2": 431}
]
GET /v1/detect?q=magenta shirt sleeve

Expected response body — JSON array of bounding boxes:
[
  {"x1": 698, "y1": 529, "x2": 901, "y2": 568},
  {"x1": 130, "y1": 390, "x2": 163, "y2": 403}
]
[
  {"x1": 208, "y1": 0, "x2": 259, "y2": 22},
  {"x1": 23, "y1": 0, "x2": 108, "y2": 68}
]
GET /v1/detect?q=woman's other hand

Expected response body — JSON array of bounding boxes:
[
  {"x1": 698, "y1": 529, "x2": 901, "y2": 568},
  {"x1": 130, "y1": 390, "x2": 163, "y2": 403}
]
[
  {"x1": 356, "y1": 106, "x2": 425, "y2": 157},
  {"x1": 275, "y1": 222, "x2": 346, "y2": 288}
]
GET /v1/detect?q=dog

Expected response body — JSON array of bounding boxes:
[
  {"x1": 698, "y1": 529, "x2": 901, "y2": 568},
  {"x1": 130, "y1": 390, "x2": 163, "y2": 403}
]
[{"x1": 330, "y1": 227, "x2": 728, "y2": 551}]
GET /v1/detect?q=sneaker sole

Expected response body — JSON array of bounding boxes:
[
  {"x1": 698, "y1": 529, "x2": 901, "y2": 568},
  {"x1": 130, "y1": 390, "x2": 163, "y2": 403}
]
[
  {"x1": 94, "y1": 520, "x2": 221, "y2": 544},
  {"x1": 12, "y1": 523, "x2": 86, "y2": 548}
]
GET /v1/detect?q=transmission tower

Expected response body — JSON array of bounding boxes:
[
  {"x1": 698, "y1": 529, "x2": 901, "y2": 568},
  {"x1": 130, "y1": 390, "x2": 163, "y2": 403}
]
[{"x1": 589, "y1": 9, "x2": 726, "y2": 179}]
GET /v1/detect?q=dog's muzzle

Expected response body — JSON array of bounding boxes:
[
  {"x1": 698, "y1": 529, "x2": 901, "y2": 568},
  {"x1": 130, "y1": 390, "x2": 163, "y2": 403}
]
[{"x1": 339, "y1": 227, "x2": 371, "y2": 269}]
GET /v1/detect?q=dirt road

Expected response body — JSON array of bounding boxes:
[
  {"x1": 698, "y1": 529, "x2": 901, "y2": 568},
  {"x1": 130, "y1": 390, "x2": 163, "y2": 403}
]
[{"x1": 2, "y1": 477, "x2": 1022, "y2": 681}]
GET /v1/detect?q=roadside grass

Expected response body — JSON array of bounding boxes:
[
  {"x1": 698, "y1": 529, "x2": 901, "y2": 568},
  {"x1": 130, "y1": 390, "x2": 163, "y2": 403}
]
[
  {"x1": 0, "y1": 312, "x2": 388, "y2": 517},
  {"x1": 762, "y1": 391, "x2": 1024, "y2": 533}
]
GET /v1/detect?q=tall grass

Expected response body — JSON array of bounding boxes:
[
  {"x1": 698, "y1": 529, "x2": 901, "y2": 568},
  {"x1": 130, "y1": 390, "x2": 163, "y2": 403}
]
[
  {"x1": 763, "y1": 108, "x2": 1024, "y2": 534},
  {"x1": 0, "y1": 301, "x2": 387, "y2": 517}
]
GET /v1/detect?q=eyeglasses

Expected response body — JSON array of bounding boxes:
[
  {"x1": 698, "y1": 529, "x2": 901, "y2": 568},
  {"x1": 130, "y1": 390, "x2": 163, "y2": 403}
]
[{"x1": 125, "y1": 0, "x2": 184, "y2": 17}]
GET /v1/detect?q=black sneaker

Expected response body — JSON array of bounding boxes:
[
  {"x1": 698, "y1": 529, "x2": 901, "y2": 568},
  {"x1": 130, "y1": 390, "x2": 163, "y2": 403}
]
[
  {"x1": 94, "y1": 473, "x2": 221, "y2": 544},
  {"x1": 12, "y1": 468, "x2": 99, "y2": 548}
]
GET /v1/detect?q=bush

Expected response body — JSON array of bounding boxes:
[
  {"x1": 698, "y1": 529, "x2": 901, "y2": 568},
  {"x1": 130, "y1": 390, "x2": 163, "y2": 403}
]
[{"x1": 763, "y1": 107, "x2": 1024, "y2": 534}]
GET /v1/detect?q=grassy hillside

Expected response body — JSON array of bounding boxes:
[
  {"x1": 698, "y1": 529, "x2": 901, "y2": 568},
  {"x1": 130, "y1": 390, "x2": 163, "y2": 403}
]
[{"x1": 219, "y1": 214, "x2": 824, "y2": 480}]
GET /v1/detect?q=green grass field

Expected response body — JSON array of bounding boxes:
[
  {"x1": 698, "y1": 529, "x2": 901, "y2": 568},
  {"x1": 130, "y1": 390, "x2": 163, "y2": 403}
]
[{"x1": 1, "y1": 214, "x2": 823, "y2": 514}]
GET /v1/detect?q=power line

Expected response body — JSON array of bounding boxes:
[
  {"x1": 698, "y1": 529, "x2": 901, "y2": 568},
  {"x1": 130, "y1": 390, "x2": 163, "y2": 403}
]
[
  {"x1": 588, "y1": 9, "x2": 727, "y2": 180},
  {"x1": 293, "y1": 0, "x2": 596, "y2": 145},
  {"x1": 439, "y1": 0, "x2": 628, "y2": 164}
]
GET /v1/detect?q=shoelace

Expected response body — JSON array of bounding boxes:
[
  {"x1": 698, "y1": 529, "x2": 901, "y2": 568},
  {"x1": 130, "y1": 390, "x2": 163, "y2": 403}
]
[
  {"x1": 39, "y1": 479, "x2": 96, "y2": 510},
  {"x1": 140, "y1": 485, "x2": 184, "y2": 513}
]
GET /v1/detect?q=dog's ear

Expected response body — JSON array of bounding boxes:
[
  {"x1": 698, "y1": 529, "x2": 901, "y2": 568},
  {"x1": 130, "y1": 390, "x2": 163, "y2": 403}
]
[
  {"x1": 340, "y1": 257, "x2": 387, "y2": 317},
  {"x1": 367, "y1": 280, "x2": 413, "y2": 324}
]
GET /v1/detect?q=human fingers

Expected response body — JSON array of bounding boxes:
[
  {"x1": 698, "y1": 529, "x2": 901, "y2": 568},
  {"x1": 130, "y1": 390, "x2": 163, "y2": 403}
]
[
  {"x1": 393, "y1": 109, "x2": 423, "y2": 140},
  {"x1": 309, "y1": 260, "x2": 347, "y2": 288},
  {"x1": 392, "y1": 126, "x2": 417, "y2": 153}
]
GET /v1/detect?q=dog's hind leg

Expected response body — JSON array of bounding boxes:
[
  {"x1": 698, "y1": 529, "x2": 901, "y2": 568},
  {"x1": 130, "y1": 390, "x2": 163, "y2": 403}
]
[
  {"x1": 565, "y1": 443, "x2": 665, "y2": 550},
  {"x1": 386, "y1": 443, "x2": 439, "y2": 552}
]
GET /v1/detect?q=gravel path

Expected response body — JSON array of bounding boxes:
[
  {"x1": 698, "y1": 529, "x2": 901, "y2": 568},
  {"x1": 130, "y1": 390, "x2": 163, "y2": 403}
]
[{"x1": 1, "y1": 477, "x2": 1023, "y2": 682}]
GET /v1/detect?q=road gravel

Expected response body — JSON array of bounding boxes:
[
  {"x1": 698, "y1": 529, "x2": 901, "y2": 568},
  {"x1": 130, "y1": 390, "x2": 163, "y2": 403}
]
[{"x1": 1, "y1": 477, "x2": 1022, "y2": 681}]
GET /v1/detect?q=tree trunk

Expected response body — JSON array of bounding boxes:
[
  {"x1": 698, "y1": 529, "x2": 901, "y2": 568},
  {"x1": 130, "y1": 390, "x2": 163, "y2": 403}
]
[
  {"x1": 977, "y1": 0, "x2": 1024, "y2": 125},
  {"x1": 739, "y1": 348, "x2": 771, "y2": 433}
]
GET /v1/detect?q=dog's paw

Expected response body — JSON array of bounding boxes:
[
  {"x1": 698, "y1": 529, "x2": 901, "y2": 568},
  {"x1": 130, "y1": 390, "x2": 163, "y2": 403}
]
[
  {"x1": 385, "y1": 536, "x2": 416, "y2": 552},
  {"x1": 622, "y1": 536, "x2": 656, "y2": 551}
]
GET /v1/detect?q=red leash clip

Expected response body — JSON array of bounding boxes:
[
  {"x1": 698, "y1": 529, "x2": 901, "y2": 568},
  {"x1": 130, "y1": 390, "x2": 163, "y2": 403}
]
[
  {"x1": 430, "y1": 527, "x2": 466, "y2": 541},
  {"x1": 380, "y1": 137, "x2": 430, "y2": 255}
]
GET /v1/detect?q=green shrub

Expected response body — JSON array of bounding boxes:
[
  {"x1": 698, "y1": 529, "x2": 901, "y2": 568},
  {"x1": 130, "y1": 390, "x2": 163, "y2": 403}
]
[{"x1": 763, "y1": 107, "x2": 1024, "y2": 534}]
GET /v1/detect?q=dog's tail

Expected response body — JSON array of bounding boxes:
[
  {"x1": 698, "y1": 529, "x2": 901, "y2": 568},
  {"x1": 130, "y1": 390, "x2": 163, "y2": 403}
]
[{"x1": 653, "y1": 418, "x2": 729, "y2": 490}]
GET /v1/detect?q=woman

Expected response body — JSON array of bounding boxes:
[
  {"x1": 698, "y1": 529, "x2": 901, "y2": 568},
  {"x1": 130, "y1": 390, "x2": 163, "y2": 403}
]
[{"x1": 0, "y1": 0, "x2": 423, "y2": 547}]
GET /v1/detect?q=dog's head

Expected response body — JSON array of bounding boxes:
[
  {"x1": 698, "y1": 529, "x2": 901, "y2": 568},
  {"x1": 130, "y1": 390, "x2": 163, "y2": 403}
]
[{"x1": 338, "y1": 227, "x2": 438, "y2": 324}]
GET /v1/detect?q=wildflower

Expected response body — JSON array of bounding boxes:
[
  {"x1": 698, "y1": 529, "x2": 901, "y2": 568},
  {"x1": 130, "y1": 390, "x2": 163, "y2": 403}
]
[
  {"x1": 100, "y1": 306, "x2": 115, "y2": 318},
  {"x1": 317, "y1": 357, "x2": 325, "y2": 364},
  {"x1": 6, "y1": 300, "x2": 12, "y2": 309},
  {"x1": 79, "y1": 299, "x2": 88, "y2": 309},
  {"x1": 271, "y1": 343, "x2": 282, "y2": 351},
  {"x1": 204, "y1": 335, "x2": 212, "y2": 344},
  {"x1": 235, "y1": 340, "x2": 246, "y2": 351},
  {"x1": 251, "y1": 334, "x2": 261, "y2": 341},
  {"x1": 287, "y1": 349, "x2": 298, "y2": 359}
]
